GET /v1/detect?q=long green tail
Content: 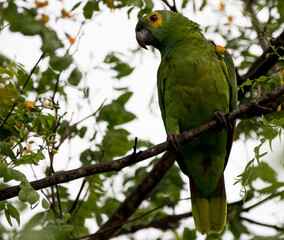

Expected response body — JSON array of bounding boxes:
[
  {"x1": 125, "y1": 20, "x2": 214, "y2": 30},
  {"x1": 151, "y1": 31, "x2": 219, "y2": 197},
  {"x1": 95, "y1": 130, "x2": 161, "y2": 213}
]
[{"x1": 189, "y1": 175, "x2": 227, "y2": 234}]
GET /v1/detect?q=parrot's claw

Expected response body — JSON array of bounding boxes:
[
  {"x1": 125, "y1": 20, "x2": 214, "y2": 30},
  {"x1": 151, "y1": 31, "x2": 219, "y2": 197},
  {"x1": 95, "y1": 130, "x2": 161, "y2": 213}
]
[
  {"x1": 167, "y1": 132, "x2": 180, "y2": 154},
  {"x1": 213, "y1": 111, "x2": 228, "y2": 130}
]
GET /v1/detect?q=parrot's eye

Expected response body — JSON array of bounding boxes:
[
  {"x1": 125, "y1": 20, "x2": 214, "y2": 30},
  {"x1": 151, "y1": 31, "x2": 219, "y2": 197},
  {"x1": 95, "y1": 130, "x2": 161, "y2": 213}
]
[{"x1": 149, "y1": 14, "x2": 158, "y2": 22}]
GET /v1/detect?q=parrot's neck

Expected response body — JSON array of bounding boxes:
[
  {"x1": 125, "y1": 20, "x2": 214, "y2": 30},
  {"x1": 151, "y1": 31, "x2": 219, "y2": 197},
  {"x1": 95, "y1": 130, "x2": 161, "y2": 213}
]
[{"x1": 159, "y1": 33, "x2": 210, "y2": 60}]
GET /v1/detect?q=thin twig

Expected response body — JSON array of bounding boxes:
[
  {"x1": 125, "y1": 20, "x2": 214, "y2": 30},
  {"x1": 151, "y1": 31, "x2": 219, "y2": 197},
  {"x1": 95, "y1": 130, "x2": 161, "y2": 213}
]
[
  {"x1": 161, "y1": 0, "x2": 178, "y2": 12},
  {"x1": 68, "y1": 180, "x2": 87, "y2": 216},
  {"x1": 57, "y1": 99, "x2": 106, "y2": 148},
  {"x1": 240, "y1": 216, "x2": 284, "y2": 231},
  {"x1": 243, "y1": 192, "x2": 283, "y2": 212}
]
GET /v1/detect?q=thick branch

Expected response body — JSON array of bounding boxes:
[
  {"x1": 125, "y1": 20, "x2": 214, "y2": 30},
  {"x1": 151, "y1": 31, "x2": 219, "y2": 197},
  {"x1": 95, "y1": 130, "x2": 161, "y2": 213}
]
[
  {"x1": 0, "y1": 85, "x2": 283, "y2": 201},
  {"x1": 115, "y1": 212, "x2": 192, "y2": 236},
  {"x1": 88, "y1": 152, "x2": 175, "y2": 240},
  {"x1": 115, "y1": 196, "x2": 282, "y2": 237},
  {"x1": 244, "y1": 0, "x2": 267, "y2": 50}
]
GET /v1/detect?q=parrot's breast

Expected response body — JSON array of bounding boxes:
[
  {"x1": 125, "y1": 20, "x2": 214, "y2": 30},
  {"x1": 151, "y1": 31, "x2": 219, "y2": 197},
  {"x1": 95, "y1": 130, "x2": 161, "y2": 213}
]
[{"x1": 158, "y1": 52, "x2": 230, "y2": 196}]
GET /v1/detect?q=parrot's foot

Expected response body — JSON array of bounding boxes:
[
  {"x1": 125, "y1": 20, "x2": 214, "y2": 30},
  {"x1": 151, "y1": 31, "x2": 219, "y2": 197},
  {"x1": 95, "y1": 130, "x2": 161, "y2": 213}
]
[
  {"x1": 213, "y1": 111, "x2": 228, "y2": 130},
  {"x1": 167, "y1": 133, "x2": 189, "y2": 176},
  {"x1": 167, "y1": 132, "x2": 179, "y2": 154}
]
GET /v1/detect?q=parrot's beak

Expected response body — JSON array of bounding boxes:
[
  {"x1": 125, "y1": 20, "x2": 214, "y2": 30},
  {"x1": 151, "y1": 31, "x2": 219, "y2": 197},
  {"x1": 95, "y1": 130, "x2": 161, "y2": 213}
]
[{"x1": 135, "y1": 23, "x2": 157, "y2": 50}]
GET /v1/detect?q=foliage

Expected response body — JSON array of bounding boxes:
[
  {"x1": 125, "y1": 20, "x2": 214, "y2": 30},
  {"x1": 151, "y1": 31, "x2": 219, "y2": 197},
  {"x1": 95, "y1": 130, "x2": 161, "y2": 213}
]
[{"x1": 0, "y1": 0, "x2": 284, "y2": 240}]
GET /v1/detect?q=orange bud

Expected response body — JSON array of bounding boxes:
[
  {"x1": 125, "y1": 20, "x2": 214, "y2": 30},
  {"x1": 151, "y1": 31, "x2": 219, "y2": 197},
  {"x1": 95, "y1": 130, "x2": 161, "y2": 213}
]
[
  {"x1": 227, "y1": 15, "x2": 233, "y2": 24},
  {"x1": 35, "y1": 0, "x2": 48, "y2": 8},
  {"x1": 26, "y1": 100, "x2": 35, "y2": 112},
  {"x1": 61, "y1": 9, "x2": 71, "y2": 18},
  {"x1": 220, "y1": 0, "x2": 225, "y2": 11},
  {"x1": 65, "y1": 33, "x2": 75, "y2": 45},
  {"x1": 40, "y1": 14, "x2": 49, "y2": 24}
]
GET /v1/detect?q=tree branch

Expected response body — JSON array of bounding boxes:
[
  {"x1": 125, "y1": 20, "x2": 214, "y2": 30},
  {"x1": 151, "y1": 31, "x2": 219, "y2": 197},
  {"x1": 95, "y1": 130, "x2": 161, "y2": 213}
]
[
  {"x1": 114, "y1": 195, "x2": 283, "y2": 237},
  {"x1": 240, "y1": 216, "x2": 284, "y2": 231},
  {"x1": 88, "y1": 152, "x2": 176, "y2": 240},
  {"x1": 161, "y1": 0, "x2": 178, "y2": 12},
  {"x1": 0, "y1": 85, "x2": 283, "y2": 202},
  {"x1": 115, "y1": 212, "x2": 192, "y2": 237},
  {"x1": 244, "y1": 0, "x2": 268, "y2": 50}
]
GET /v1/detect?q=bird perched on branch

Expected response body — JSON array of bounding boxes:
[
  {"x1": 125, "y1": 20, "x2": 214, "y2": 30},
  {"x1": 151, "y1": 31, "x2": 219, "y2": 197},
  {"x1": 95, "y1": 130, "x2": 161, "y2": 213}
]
[{"x1": 136, "y1": 10, "x2": 237, "y2": 234}]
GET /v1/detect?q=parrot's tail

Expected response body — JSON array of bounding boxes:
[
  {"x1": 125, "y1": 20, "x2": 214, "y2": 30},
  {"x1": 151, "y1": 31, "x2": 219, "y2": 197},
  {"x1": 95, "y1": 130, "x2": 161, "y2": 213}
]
[{"x1": 189, "y1": 175, "x2": 227, "y2": 234}]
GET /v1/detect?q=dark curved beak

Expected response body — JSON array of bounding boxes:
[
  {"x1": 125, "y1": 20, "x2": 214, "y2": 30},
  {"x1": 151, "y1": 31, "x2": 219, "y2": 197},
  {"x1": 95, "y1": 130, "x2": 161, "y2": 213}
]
[
  {"x1": 135, "y1": 23, "x2": 157, "y2": 50},
  {"x1": 135, "y1": 24, "x2": 149, "y2": 50}
]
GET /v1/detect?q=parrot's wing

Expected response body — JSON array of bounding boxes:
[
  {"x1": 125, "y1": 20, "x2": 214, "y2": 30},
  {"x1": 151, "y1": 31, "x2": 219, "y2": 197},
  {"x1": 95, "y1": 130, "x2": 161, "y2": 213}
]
[
  {"x1": 216, "y1": 45, "x2": 238, "y2": 111},
  {"x1": 216, "y1": 45, "x2": 238, "y2": 169}
]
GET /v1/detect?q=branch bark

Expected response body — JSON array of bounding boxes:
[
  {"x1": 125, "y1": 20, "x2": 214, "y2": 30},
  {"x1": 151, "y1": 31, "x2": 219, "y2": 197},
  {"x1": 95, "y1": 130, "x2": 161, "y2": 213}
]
[
  {"x1": 88, "y1": 152, "x2": 175, "y2": 240},
  {"x1": 0, "y1": 85, "x2": 283, "y2": 202}
]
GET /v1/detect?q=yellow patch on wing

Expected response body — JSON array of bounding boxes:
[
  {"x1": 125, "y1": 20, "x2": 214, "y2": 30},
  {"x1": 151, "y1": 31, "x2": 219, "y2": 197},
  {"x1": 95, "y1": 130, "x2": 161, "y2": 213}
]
[
  {"x1": 146, "y1": 12, "x2": 163, "y2": 28},
  {"x1": 216, "y1": 45, "x2": 228, "y2": 53},
  {"x1": 216, "y1": 45, "x2": 228, "y2": 58}
]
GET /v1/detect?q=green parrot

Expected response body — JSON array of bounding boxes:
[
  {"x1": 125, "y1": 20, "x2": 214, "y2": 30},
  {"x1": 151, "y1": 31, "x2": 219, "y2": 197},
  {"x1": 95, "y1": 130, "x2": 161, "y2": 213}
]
[{"x1": 136, "y1": 10, "x2": 237, "y2": 234}]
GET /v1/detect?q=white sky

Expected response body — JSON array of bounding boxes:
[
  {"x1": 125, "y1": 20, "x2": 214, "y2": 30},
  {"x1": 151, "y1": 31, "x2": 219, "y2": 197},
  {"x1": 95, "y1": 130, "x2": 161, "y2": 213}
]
[{"x1": 0, "y1": 0, "x2": 283, "y2": 239}]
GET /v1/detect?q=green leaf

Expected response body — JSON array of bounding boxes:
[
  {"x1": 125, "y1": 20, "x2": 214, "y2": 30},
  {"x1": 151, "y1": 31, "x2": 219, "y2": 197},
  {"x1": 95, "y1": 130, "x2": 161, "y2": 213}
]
[
  {"x1": 50, "y1": 54, "x2": 73, "y2": 71},
  {"x1": 0, "y1": 141, "x2": 16, "y2": 160},
  {"x1": 182, "y1": 227, "x2": 196, "y2": 239},
  {"x1": 37, "y1": 67, "x2": 58, "y2": 94},
  {"x1": 257, "y1": 182, "x2": 284, "y2": 194},
  {"x1": 95, "y1": 213, "x2": 103, "y2": 226},
  {"x1": 5, "y1": 208, "x2": 13, "y2": 226},
  {"x1": 83, "y1": 0, "x2": 100, "y2": 19},
  {"x1": 228, "y1": 217, "x2": 249, "y2": 238},
  {"x1": 97, "y1": 101, "x2": 136, "y2": 128},
  {"x1": 112, "y1": 63, "x2": 134, "y2": 79},
  {"x1": 27, "y1": 189, "x2": 40, "y2": 204},
  {"x1": 278, "y1": 0, "x2": 284, "y2": 15},
  {"x1": 182, "y1": 0, "x2": 190, "y2": 9},
  {"x1": 40, "y1": 114, "x2": 56, "y2": 131},
  {"x1": 99, "y1": 129, "x2": 133, "y2": 161},
  {"x1": 42, "y1": 198, "x2": 50, "y2": 209},
  {"x1": 15, "y1": 150, "x2": 45, "y2": 166},
  {"x1": 255, "y1": 162, "x2": 277, "y2": 184},
  {"x1": 7, "y1": 203, "x2": 20, "y2": 225},
  {"x1": 116, "y1": 91, "x2": 133, "y2": 105},
  {"x1": 261, "y1": 115, "x2": 270, "y2": 126},
  {"x1": 68, "y1": 67, "x2": 82, "y2": 86},
  {"x1": 0, "y1": 163, "x2": 12, "y2": 182},
  {"x1": 19, "y1": 187, "x2": 39, "y2": 204},
  {"x1": 0, "y1": 201, "x2": 5, "y2": 211},
  {"x1": 79, "y1": 126, "x2": 87, "y2": 138},
  {"x1": 0, "y1": 76, "x2": 19, "y2": 113},
  {"x1": 71, "y1": 1, "x2": 82, "y2": 11}
]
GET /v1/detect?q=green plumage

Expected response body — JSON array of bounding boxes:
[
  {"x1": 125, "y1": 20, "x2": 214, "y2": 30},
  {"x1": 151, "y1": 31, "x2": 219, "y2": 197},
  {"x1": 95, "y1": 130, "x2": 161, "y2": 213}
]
[{"x1": 136, "y1": 10, "x2": 237, "y2": 234}]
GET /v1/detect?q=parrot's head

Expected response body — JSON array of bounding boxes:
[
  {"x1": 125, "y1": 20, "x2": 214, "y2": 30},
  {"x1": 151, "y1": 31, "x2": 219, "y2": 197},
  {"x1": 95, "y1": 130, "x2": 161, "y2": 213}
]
[{"x1": 135, "y1": 10, "x2": 201, "y2": 52}]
